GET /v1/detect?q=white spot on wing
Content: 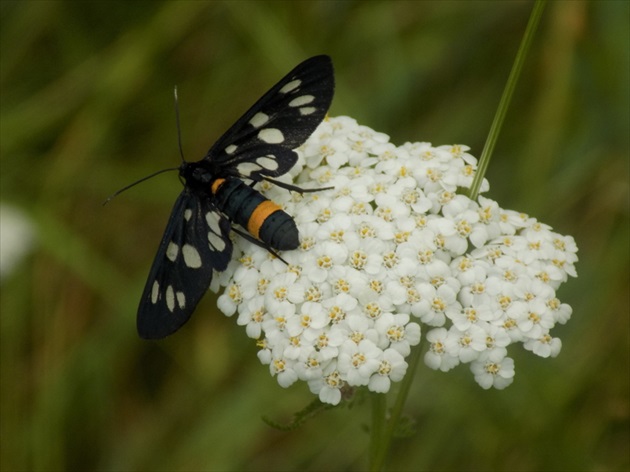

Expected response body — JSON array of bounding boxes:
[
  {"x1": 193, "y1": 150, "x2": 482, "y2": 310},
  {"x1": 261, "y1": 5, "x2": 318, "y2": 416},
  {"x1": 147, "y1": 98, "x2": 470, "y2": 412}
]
[
  {"x1": 249, "y1": 112, "x2": 269, "y2": 128},
  {"x1": 176, "y1": 291, "x2": 186, "y2": 309},
  {"x1": 184, "y1": 209, "x2": 192, "y2": 221},
  {"x1": 151, "y1": 281, "x2": 160, "y2": 304},
  {"x1": 289, "y1": 95, "x2": 314, "y2": 107},
  {"x1": 299, "y1": 107, "x2": 316, "y2": 116},
  {"x1": 208, "y1": 232, "x2": 226, "y2": 251},
  {"x1": 182, "y1": 244, "x2": 202, "y2": 268},
  {"x1": 237, "y1": 162, "x2": 261, "y2": 177},
  {"x1": 206, "y1": 212, "x2": 222, "y2": 234},
  {"x1": 279, "y1": 79, "x2": 301, "y2": 94},
  {"x1": 256, "y1": 156, "x2": 279, "y2": 170},
  {"x1": 166, "y1": 242, "x2": 179, "y2": 262},
  {"x1": 166, "y1": 285, "x2": 175, "y2": 312},
  {"x1": 258, "y1": 128, "x2": 284, "y2": 144},
  {"x1": 225, "y1": 144, "x2": 238, "y2": 154}
]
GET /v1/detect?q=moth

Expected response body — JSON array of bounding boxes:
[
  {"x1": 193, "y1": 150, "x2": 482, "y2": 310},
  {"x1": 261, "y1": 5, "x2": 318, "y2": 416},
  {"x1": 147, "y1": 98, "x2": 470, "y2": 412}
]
[{"x1": 136, "y1": 55, "x2": 334, "y2": 339}]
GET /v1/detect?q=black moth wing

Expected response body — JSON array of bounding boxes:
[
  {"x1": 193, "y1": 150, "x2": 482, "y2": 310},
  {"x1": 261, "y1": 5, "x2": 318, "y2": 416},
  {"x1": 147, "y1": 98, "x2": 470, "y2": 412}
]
[
  {"x1": 137, "y1": 189, "x2": 232, "y2": 339},
  {"x1": 205, "y1": 55, "x2": 334, "y2": 182}
]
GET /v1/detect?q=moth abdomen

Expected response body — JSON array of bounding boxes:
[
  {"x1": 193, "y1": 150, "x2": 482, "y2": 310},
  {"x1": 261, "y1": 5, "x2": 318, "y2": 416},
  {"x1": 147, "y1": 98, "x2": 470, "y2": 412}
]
[
  {"x1": 258, "y1": 210, "x2": 299, "y2": 251},
  {"x1": 212, "y1": 178, "x2": 299, "y2": 250}
]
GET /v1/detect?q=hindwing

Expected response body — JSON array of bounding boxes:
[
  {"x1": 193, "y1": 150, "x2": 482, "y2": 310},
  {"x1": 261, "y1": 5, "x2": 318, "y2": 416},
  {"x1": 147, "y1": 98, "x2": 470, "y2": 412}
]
[{"x1": 137, "y1": 190, "x2": 232, "y2": 339}]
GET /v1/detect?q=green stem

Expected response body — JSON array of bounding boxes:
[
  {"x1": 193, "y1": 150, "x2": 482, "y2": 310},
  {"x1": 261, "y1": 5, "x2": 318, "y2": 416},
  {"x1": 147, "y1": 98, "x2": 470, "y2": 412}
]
[
  {"x1": 369, "y1": 344, "x2": 423, "y2": 472},
  {"x1": 468, "y1": 0, "x2": 547, "y2": 201},
  {"x1": 369, "y1": 393, "x2": 386, "y2": 468}
]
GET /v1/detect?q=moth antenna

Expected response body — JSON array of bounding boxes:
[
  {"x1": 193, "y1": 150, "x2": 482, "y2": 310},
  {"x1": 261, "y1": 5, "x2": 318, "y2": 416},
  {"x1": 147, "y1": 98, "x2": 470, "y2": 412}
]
[
  {"x1": 174, "y1": 86, "x2": 185, "y2": 163},
  {"x1": 105, "y1": 86, "x2": 188, "y2": 206},
  {"x1": 103, "y1": 167, "x2": 179, "y2": 206}
]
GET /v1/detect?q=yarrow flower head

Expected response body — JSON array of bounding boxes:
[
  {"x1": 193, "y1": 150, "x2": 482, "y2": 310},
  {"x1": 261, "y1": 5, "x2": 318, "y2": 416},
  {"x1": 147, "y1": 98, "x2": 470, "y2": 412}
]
[{"x1": 215, "y1": 116, "x2": 578, "y2": 405}]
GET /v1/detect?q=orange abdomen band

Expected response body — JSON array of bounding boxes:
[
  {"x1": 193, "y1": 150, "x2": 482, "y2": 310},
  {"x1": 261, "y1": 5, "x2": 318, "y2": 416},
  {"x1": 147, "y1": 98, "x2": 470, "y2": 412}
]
[
  {"x1": 211, "y1": 178, "x2": 226, "y2": 194},
  {"x1": 247, "y1": 200, "x2": 282, "y2": 239}
]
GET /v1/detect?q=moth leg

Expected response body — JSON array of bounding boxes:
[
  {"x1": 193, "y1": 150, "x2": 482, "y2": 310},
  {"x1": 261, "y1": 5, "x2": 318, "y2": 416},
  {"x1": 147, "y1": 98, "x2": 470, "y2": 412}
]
[
  {"x1": 262, "y1": 177, "x2": 334, "y2": 194},
  {"x1": 231, "y1": 226, "x2": 289, "y2": 265}
]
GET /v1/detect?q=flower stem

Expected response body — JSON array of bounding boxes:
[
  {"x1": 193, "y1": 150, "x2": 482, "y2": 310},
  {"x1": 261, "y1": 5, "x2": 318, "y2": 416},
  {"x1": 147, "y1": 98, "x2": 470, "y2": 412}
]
[
  {"x1": 468, "y1": 0, "x2": 547, "y2": 200},
  {"x1": 369, "y1": 343, "x2": 423, "y2": 472},
  {"x1": 369, "y1": 392, "x2": 386, "y2": 468}
]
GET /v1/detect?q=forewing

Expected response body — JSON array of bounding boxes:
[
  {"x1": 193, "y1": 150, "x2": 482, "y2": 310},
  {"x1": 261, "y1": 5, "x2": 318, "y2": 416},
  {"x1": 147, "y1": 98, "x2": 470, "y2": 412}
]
[
  {"x1": 137, "y1": 190, "x2": 232, "y2": 339},
  {"x1": 205, "y1": 55, "x2": 334, "y2": 181}
]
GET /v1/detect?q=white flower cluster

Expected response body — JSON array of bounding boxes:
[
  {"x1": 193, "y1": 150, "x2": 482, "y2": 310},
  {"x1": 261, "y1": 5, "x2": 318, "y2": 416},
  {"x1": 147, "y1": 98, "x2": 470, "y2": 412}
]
[{"x1": 215, "y1": 116, "x2": 578, "y2": 405}]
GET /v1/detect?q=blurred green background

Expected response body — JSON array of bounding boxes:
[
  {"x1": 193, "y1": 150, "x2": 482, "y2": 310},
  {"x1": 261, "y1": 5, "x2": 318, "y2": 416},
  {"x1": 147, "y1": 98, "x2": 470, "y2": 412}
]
[{"x1": 1, "y1": 1, "x2": 628, "y2": 471}]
